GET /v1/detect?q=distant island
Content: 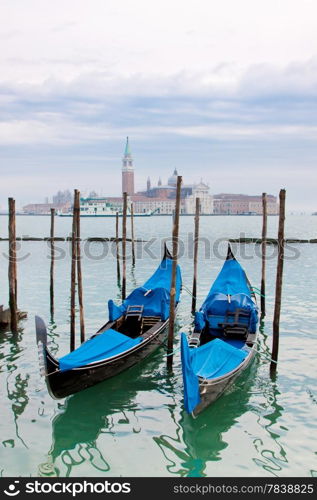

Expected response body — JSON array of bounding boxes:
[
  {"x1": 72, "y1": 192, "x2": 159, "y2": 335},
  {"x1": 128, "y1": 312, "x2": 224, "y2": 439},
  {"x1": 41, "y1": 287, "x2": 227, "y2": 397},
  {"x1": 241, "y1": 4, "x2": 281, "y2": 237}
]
[{"x1": 20, "y1": 138, "x2": 279, "y2": 217}]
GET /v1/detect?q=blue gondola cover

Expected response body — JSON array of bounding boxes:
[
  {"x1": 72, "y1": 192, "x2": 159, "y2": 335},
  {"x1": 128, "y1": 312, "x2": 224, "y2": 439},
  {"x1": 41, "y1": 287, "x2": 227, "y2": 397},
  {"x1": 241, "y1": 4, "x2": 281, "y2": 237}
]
[
  {"x1": 181, "y1": 334, "x2": 248, "y2": 414},
  {"x1": 108, "y1": 256, "x2": 182, "y2": 321},
  {"x1": 59, "y1": 329, "x2": 143, "y2": 372},
  {"x1": 198, "y1": 258, "x2": 258, "y2": 333},
  {"x1": 181, "y1": 333, "x2": 201, "y2": 414},
  {"x1": 190, "y1": 339, "x2": 248, "y2": 379}
]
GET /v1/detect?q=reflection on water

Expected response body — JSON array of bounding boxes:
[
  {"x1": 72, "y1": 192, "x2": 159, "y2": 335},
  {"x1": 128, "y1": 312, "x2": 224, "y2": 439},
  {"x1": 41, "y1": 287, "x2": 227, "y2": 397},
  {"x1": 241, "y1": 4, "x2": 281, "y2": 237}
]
[
  {"x1": 40, "y1": 360, "x2": 159, "y2": 476},
  {"x1": 154, "y1": 361, "x2": 258, "y2": 476},
  {"x1": 248, "y1": 319, "x2": 288, "y2": 476},
  {"x1": 250, "y1": 364, "x2": 287, "y2": 476},
  {"x1": 1, "y1": 329, "x2": 29, "y2": 449}
]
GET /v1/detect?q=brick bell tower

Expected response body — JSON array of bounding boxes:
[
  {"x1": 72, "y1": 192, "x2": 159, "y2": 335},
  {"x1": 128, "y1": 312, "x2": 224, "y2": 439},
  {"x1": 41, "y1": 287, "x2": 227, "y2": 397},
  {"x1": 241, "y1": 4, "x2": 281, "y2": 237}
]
[{"x1": 122, "y1": 136, "x2": 135, "y2": 195}]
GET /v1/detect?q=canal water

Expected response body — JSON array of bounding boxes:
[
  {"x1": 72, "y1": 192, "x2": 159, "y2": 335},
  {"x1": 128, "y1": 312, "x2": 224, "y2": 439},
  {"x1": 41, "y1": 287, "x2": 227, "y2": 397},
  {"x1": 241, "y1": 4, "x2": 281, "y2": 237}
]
[{"x1": 0, "y1": 215, "x2": 316, "y2": 477}]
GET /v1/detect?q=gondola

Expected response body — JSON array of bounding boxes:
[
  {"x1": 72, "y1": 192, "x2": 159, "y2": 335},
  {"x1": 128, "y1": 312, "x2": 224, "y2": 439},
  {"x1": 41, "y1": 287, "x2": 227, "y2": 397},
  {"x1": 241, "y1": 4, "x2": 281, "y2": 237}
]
[
  {"x1": 36, "y1": 245, "x2": 182, "y2": 399},
  {"x1": 181, "y1": 244, "x2": 258, "y2": 416}
]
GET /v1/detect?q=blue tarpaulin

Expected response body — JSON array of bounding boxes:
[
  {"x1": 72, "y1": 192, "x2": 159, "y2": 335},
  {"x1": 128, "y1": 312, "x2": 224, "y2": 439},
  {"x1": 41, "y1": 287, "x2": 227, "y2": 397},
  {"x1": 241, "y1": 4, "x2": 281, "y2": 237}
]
[
  {"x1": 181, "y1": 333, "x2": 201, "y2": 414},
  {"x1": 199, "y1": 257, "x2": 258, "y2": 333},
  {"x1": 59, "y1": 329, "x2": 143, "y2": 372},
  {"x1": 181, "y1": 335, "x2": 248, "y2": 414},
  {"x1": 206, "y1": 258, "x2": 251, "y2": 297},
  {"x1": 108, "y1": 256, "x2": 182, "y2": 321},
  {"x1": 190, "y1": 338, "x2": 248, "y2": 379}
]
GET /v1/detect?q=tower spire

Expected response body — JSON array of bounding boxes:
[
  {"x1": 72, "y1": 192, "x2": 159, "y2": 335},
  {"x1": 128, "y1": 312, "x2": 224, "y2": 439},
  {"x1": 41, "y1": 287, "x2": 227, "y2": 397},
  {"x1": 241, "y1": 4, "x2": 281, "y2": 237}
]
[
  {"x1": 124, "y1": 136, "x2": 131, "y2": 157},
  {"x1": 122, "y1": 137, "x2": 134, "y2": 195}
]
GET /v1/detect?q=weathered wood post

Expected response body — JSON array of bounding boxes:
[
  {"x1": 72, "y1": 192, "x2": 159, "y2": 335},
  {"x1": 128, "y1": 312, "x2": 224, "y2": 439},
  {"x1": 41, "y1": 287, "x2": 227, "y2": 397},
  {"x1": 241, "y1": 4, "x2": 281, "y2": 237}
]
[
  {"x1": 131, "y1": 202, "x2": 135, "y2": 267},
  {"x1": 122, "y1": 192, "x2": 128, "y2": 300},
  {"x1": 8, "y1": 198, "x2": 17, "y2": 332},
  {"x1": 70, "y1": 190, "x2": 77, "y2": 351},
  {"x1": 191, "y1": 197, "x2": 200, "y2": 314},
  {"x1": 75, "y1": 191, "x2": 85, "y2": 343},
  {"x1": 167, "y1": 175, "x2": 182, "y2": 368},
  {"x1": 50, "y1": 208, "x2": 55, "y2": 318},
  {"x1": 116, "y1": 211, "x2": 121, "y2": 282},
  {"x1": 271, "y1": 189, "x2": 286, "y2": 373},
  {"x1": 261, "y1": 192, "x2": 267, "y2": 316}
]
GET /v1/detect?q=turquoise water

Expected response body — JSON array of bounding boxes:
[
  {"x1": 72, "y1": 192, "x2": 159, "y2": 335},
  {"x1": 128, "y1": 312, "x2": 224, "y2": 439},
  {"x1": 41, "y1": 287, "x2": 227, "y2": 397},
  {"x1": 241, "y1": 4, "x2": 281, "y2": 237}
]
[{"x1": 0, "y1": 215, "x2": 316, "y2": 477}]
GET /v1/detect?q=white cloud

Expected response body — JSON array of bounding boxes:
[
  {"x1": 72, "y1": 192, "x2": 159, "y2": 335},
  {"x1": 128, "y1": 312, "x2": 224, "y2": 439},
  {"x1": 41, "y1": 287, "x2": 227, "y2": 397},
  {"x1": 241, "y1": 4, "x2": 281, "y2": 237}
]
[
  {"x1": 1, "y1": 0, "x2": 317, "y2": 84},
  {"x1": 2, "y1": 56, "x2": 317, "y2": 103},
  {"x1": 1, "y1": 115, "x2": 317, "y2": 146}
]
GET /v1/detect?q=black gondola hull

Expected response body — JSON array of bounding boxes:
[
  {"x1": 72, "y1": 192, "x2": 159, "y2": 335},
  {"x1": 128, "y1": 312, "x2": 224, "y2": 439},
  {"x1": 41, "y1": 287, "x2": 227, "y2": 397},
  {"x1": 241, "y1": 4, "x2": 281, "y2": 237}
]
[{"x1": 40, "y1": 319, "x2": 168, "y2": 399}]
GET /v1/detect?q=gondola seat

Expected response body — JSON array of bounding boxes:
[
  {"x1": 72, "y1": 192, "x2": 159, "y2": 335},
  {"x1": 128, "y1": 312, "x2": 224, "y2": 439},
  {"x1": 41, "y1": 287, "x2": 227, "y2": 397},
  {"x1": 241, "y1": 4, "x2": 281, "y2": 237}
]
[
  {"x1": 201, "y1": 292, "x2": 258, "y2": 334},
  {"x1": 219, "y1": 308, "x2": 251, "y2": 340},
  {"x1": 108, "y1": 286, "x2": 171, "y2": 322}
]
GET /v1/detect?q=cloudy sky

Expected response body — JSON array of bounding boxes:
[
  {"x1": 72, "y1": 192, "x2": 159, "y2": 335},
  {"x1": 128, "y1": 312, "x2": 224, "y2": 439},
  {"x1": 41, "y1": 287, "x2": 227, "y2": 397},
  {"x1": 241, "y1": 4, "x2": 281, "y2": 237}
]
[{"x1": 1, "y1": 0, "x2": 316, "y2": 211}]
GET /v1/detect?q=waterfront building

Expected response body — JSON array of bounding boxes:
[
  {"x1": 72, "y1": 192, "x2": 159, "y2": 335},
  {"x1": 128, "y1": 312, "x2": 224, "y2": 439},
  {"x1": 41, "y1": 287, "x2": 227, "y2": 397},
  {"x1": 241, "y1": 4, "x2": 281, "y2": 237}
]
[
  {"x1": 131, "y1": 195, "x2": 184, "y2": 214},
  {"x1": 213, "y1": 193, "x2": 278, "y2": 215},
  {"x1": 23, "y1": 202, "x2": 71, "y2": 214}
]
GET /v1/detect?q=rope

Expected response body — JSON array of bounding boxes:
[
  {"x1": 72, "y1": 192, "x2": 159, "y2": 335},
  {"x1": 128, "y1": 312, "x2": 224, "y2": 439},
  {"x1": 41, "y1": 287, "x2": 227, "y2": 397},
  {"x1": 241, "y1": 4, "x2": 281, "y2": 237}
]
[
  {"x1": 251, "y1": 286, "x2": 266, "y2": 298},
  {"x1": 250, "y1": 341, "x2": 278, "y2": 364},
  {"x1": 182, "y1": 284, "x2": 197, "y2": 299},
  {"x1": 156, "y1": 337, "x2": 181, "y2": 357},
  {"x1": 165, "y1": 345, "x2": 181, "y2": 357}
]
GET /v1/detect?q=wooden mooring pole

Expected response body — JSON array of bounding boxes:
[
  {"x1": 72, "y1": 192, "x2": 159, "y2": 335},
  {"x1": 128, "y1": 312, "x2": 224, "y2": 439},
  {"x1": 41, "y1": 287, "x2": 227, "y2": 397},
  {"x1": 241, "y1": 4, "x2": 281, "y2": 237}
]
[
  {"x1": 167, "y1": 176, "x2": 182, "y2": 369},
  {"x1": 116, "y1": 211, "x2": 121, "y2": 282},
  {"x1": 8, "y1": 198, "x2": 17, "y2": 332},
  {"x1": 50, "y1": 208, "x2": 55, "y2": 318},
  {"x1": 122, "y1": 192, "x2": 127, "y2": 300},
  {"x1": 261, "y1": 193, "x2": 267, "y2": 316},
  {"x1": 131, "y1": 202, "x2": 135, "y2": 267},
  {"x1": 191, "y1": 197, "x2": 200, "y2": 314},
  {"x1": 75, "y1": 190, "x2": 85, "y2": 344},
  {"x1": 70, "y1": 190, "x2": 77, "y2": 351},
  {"x1": 270, "y1": 189, "x2": 286, "y2": 373}
]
